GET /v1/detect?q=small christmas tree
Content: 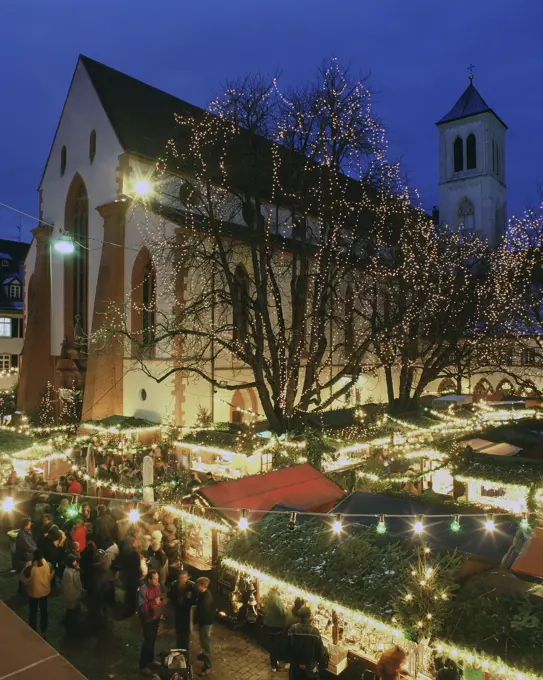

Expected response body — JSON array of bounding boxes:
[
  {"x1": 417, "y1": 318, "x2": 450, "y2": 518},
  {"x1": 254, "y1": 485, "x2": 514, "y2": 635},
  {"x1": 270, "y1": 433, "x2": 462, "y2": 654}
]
[
  {"x1": 393, "y1": 544, "x2": 462, "y2": 643},
  {"x1": 38, "y1": 381, "x2": 57, "y2": 428}
]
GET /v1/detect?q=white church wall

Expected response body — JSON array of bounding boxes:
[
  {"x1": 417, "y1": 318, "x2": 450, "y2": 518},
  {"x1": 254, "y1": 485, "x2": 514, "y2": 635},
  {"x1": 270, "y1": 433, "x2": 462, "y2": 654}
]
[{"x1": 39, "y1": 60, "x2": 123, "y2": 356}]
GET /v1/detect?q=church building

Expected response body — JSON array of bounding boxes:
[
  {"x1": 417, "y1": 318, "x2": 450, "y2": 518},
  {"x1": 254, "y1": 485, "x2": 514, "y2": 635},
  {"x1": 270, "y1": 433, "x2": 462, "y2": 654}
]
[{"x1": 18, "y1": 57, "x2": 514, "y2": 424}]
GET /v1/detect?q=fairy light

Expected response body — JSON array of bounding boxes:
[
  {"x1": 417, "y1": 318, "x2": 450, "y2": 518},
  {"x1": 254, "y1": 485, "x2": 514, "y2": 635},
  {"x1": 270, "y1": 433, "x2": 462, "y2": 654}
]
[{"x1": 163, "y1": 505, "x2": 231, "y2": 533}]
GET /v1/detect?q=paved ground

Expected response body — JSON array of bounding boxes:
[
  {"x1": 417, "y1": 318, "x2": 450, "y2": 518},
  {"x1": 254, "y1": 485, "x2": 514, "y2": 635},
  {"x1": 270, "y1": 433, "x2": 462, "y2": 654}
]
[{"x1": 0, "y1": 539, "x2": 273, "y2": 680}]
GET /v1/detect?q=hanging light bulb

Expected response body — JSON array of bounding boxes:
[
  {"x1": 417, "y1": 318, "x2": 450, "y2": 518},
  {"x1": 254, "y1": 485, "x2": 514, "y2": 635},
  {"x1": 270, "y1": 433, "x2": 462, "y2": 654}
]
[
  {"x1": 1, "y1": 496, "x2": 15, "y2": 512},
  {"x1": 288, "y1": 512, "x2": 297, "y2": 532},
  {"x1": 451, "y1": 515, "x2": 460, "y2": 532},
  {"x1": 128, "y1": 509, "x2": 140, "y2": 523},
  {"x1": 238, "y1": 509, "x2": 249, "y2": 531},
  {"x1": 485, "y1": 516, "x2": 495, "y2": 532},
  {"x1": 413, "y1": 516, "x2": 424, "y2": 534},
  {"x1": 332, "y1": 514, "x2": 343, "y2": 534},
  {"x1": 376, "y1": 515, "x2": 386, "y2": 534}
]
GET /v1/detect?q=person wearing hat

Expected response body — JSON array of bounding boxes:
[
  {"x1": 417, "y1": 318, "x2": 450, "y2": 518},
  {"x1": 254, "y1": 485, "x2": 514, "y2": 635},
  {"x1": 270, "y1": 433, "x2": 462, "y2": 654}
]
[
  {"x1": 61, "y1": 553, "x2": 82, "y2": 627},
  {"x1": 287, "y1": 607, "x2": 327, "y2": 680}
]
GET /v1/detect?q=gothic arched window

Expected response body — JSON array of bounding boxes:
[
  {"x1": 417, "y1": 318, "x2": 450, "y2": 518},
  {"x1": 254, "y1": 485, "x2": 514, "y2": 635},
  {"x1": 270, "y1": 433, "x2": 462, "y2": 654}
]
[
  {"x1": 457, "y1": 197, "x2": 475, "y2": 231},
  {"x1": 233, "y1": 264, "x2": 250, "y2": 344},
  {"x1": 466, "y1": 134, "x2": 476, "y2": 170},
  {"x1": 453, "y1": 137, "x2": 463, "y2": 173},
  {"x1": 496, "y1": 143, "x2": 501, "y2": 176},
  {"x1": 60, "y1": 146, "x2": 67, "y2": 176},
  {"x1": 89, "y1": 130, "x2": 96, "y2": 163},
  {"x1": 131, "y1": 247, "x2": 156, "y2": 358},
  {"x1": 63, "y1": 174, "x2": 88, "y2": 348}
]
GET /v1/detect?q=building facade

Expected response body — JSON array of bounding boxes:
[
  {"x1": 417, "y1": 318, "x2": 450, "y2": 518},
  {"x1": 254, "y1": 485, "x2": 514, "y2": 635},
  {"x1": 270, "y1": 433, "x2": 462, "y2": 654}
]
[
  {"x1": 18, "y1": 58, "x2": 522, "y2": 425},
  {"x1": 0, "y1": 240, "x2": 29, "y2": 390}
]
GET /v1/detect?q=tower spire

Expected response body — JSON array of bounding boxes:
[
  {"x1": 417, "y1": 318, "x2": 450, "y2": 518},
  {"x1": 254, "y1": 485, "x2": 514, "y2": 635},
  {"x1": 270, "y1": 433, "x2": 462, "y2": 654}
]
[{"x1": 467, "y1": 63, "x2": 475, "y2": 81}]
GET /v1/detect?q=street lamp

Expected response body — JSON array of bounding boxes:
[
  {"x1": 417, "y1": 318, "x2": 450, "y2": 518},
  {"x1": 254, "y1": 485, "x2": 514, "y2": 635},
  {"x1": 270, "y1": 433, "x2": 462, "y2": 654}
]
[{"x1": 54, "y1": 233, "x2": 75, "y2": 254}]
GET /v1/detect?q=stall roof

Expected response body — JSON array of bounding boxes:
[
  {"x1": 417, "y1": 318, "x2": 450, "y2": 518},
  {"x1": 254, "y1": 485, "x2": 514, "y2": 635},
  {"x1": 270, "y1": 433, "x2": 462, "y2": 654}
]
[
  {"x1": 433, "y1": 394, "x2": 473, "y2": 406},
  {"x1": 333, "y1": 492, "x2": 516, "y2": 560},
  {"x1": 512, "y1": 527, "x2": 543, "y2": 579},
  {"x1": 457, "y1": 453, "x2": 543, "y2": 486},
  {"x1": 461, "y1": 438, "x2": 495, "y2": 451},
  {"x1": 199, "y1": 463, "x2": 344, "y2": 520},
  {"x1": 0, "y1": 601, "x2": 86, "y2": 680},
  {"x1": 481, "y1": 442, "x2": 522, "y2": 456}
]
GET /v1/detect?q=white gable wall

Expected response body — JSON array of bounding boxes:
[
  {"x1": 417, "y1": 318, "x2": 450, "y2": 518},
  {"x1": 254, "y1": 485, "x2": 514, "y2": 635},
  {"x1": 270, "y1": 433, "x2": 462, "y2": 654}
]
[{"x1": 39, "y1": 60, "x2": 123, "y2": 356}]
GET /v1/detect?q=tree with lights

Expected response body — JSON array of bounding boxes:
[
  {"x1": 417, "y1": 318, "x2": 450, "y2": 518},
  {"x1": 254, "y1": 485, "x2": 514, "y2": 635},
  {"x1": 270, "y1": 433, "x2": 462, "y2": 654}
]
[
  {"x1": 38, "y1": 381, "x2": 57, "y2": 428},
  {"x1": 101, "y1": 60, "x2": 398, "y2": 433},
  {"x1": 482, "y1": 203, "x2": 543, "y2": 398},
  {"x1": 392, "y1": 545, "x2": 461, "y2": 643}
]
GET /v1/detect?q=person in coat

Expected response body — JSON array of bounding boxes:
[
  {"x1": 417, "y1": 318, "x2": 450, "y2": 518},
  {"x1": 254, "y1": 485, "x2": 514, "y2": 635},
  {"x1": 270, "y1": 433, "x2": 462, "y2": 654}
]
[
  {"x1": 287, "y1": 608, "x2": 327, "y2": 680},
  {"x1": 70, "y1": 518, "x2": 87, "y2": 552},
  {"x1": 138, "y1": 570, "x2": 164, "y2": 673},
  {"x1": 195, "y1": 577, "x2": 215, "y2": 676},
  {"x1": 261, "y1": 586, "x2": 286, "y2": 672},
  {"x1": 121, "y1": 537, "x2": 143, "y2": 618},
  {"x1": 168, "y1": 569, "x2": 197, "y2": 650},
  {"x1": 15, "y1": 517, "x2": 37, "y2": 570},
  {"x1": 21, "y1": 550, "x2": 54, "y2": 636},
  {"x1": 37, "y1": 514, "x2": 62, "y2": 583},
  {"x1": 376, "y1": 646, "x2": 408, "y2": 680},
  {"x1": 95, "y1": 505, "x2": 116, "y2": 548},
  {"x1": 61, "y1": 554, "x2": 83, "y2": 627}
]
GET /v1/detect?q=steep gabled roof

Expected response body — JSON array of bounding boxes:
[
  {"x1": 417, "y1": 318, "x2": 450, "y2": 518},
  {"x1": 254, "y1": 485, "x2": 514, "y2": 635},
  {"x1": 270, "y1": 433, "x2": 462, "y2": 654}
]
[
  {"x1": 436, "y1": 81, "x2": 507, "y2": 128},
  {"x1": 80, "y1": 55, "x2": 205, "y2": 162}
]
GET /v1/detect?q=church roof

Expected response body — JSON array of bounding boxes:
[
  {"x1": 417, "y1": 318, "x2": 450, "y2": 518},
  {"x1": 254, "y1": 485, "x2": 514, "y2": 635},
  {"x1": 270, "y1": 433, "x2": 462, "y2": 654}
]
[
  {"x1": 80, "y1": 55, "x2": 205, "y2": 161},
  {"x1": 436, "y1": 81, "x2": 507, "y2": 129}
]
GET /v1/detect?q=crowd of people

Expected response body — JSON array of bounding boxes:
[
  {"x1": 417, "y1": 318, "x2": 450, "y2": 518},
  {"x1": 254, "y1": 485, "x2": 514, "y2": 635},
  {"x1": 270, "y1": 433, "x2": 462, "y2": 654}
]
[
  {"x1": 11, "y1": 488, "x2": 217, "y2": 677},
  {"x1": 7, "y1": 474, "x2": 413, "y2": 680}
]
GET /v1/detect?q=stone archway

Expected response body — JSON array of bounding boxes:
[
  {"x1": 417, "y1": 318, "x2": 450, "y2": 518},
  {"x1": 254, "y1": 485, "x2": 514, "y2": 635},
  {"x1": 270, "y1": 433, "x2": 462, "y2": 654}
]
[
  {"x1": 473, "y1": 378, "x2": 493, "y2": 402},
  {"x1": 437, "y1": 378, "x2": 456, "y2": 395},
  {"x1": 496, "y1": 378, "x2": 516, "y2": 398}
]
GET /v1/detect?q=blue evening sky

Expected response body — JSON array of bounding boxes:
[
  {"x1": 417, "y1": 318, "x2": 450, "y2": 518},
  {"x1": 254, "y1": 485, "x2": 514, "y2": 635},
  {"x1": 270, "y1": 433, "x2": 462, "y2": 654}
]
[{"x1": 0, "y1": 0, "x2": 542, "y2": 242}]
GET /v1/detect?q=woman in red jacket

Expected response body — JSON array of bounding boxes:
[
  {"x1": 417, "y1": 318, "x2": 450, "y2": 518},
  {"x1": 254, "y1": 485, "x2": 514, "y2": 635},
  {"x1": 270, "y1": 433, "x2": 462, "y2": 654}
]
[{"x1": 70, "y1": 518, "x2": 87, "y2": 552}]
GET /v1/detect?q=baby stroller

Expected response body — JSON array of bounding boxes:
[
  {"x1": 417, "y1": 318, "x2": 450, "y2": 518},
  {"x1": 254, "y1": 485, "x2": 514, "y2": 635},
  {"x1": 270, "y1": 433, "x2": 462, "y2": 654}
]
[{"x1": 160, "y1": 649, "x2": 192, "y2": 680}]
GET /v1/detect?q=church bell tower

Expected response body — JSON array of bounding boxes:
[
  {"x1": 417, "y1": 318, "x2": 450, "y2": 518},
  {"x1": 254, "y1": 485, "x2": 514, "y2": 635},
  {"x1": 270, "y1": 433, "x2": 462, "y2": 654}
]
[{"x1": 437, "y1": 72, "x2": 507, "y2": 247}]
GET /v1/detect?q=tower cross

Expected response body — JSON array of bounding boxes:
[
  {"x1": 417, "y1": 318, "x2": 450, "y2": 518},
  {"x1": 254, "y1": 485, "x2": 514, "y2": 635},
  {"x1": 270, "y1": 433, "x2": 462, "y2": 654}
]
[{"x1": 467, "y1": 63, "x2": 475, "y2": 80}]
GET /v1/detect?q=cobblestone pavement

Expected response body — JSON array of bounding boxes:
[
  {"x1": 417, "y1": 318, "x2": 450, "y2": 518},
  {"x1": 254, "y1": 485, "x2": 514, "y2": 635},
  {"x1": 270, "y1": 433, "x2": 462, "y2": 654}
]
[{"x1": 0, "y1": 541, "x2": 273, "y2": 680}]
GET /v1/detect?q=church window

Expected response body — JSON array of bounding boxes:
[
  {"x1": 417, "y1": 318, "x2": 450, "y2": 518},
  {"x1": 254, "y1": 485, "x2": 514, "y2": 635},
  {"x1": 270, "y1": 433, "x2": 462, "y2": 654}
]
[
  {"x1": 457, "y1": 197, "x2": 475, "y2": 230},
  {"x1": 492, "y1": 140, "x2": 496, "y2": 173},
  {"x1": 89, "y1": 130, "x2": 96, "y2": 163},
  {"x1": 233, "y1": 264, "x2": 250, "y2": 344},
  {"x1": 466, "y1": 134, "x2": 476, "y2": 170},
  {"x1": 63, "y1": 174, "x2": 89, "y2": 347},
  {"x1": 453, "y1": 137, "x2": 463, "y2": 172},
  {"x1": 496, "y1": 143, "x2": 500, "y2": 176},
  {"x1": 60, "y1": 146, "x2": 67, "y2": 176},
  {"x1": 131, "y1": 247, "x2": 156, "y2": 358}
]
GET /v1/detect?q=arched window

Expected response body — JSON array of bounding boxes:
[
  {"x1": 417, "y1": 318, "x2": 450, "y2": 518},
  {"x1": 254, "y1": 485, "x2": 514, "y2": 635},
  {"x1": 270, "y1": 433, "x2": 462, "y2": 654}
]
[
  {"x1": 437, "y1": 378, "x2": 456, "y2": 395},
  {"x1": 457, "y1": 197, "x2": 475, "y2": 231},
  {"x1": 344, "y1": 284, "x2": 354, "y2": 354},
  {"x1": 466, "y1": 134, "x2": 476, "y2": 170},
  {"x1": 453, "y1": 137, "x2": 463, "y2": 173},
  {"x1": 60, "y1": 146, "x2": 67, "y2": 176},
  {"x1": 89, "y1": 130, "x2": 96, "y2": 163},
  {"x1": 492, "y1": 140, "x2": 496, "y2": 173},
  {"x1": 497, "y1": 379, "x2": 515, "y2": 398},
  {"x1": 63, "y1": 174, "x2": 88, "y2": 348},
  {"x1": 131, "y1": 247, "x2": 157, "y2": 358},
  {"x1": 496, "y1": 143, "x2": 500, "y2": 176},
  {"x1": 473, "y1": 378, "x2": 493, "y2": 402},
  {"x1": 233, "y1": 264, "x2": 250, "y2": 344}
]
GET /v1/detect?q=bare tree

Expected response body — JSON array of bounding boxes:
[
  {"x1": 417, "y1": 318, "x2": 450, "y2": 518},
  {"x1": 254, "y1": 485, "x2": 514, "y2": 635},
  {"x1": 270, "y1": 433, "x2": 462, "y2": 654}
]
[{"x1": 105, "y1": 61, "x2": 400, "y2": 433}]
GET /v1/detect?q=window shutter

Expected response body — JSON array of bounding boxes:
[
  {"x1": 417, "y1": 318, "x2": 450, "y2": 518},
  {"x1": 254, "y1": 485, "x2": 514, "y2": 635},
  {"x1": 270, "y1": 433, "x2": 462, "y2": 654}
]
[
  {"x1": 10, "y1": 354, "x2": 18, "y2": 368},
  {"x1": 10, "y1": 318, "x2": 17, "y2": 338},
  {"x1": 18, "y1": 318, "x2": 23, "y2": 338}
]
